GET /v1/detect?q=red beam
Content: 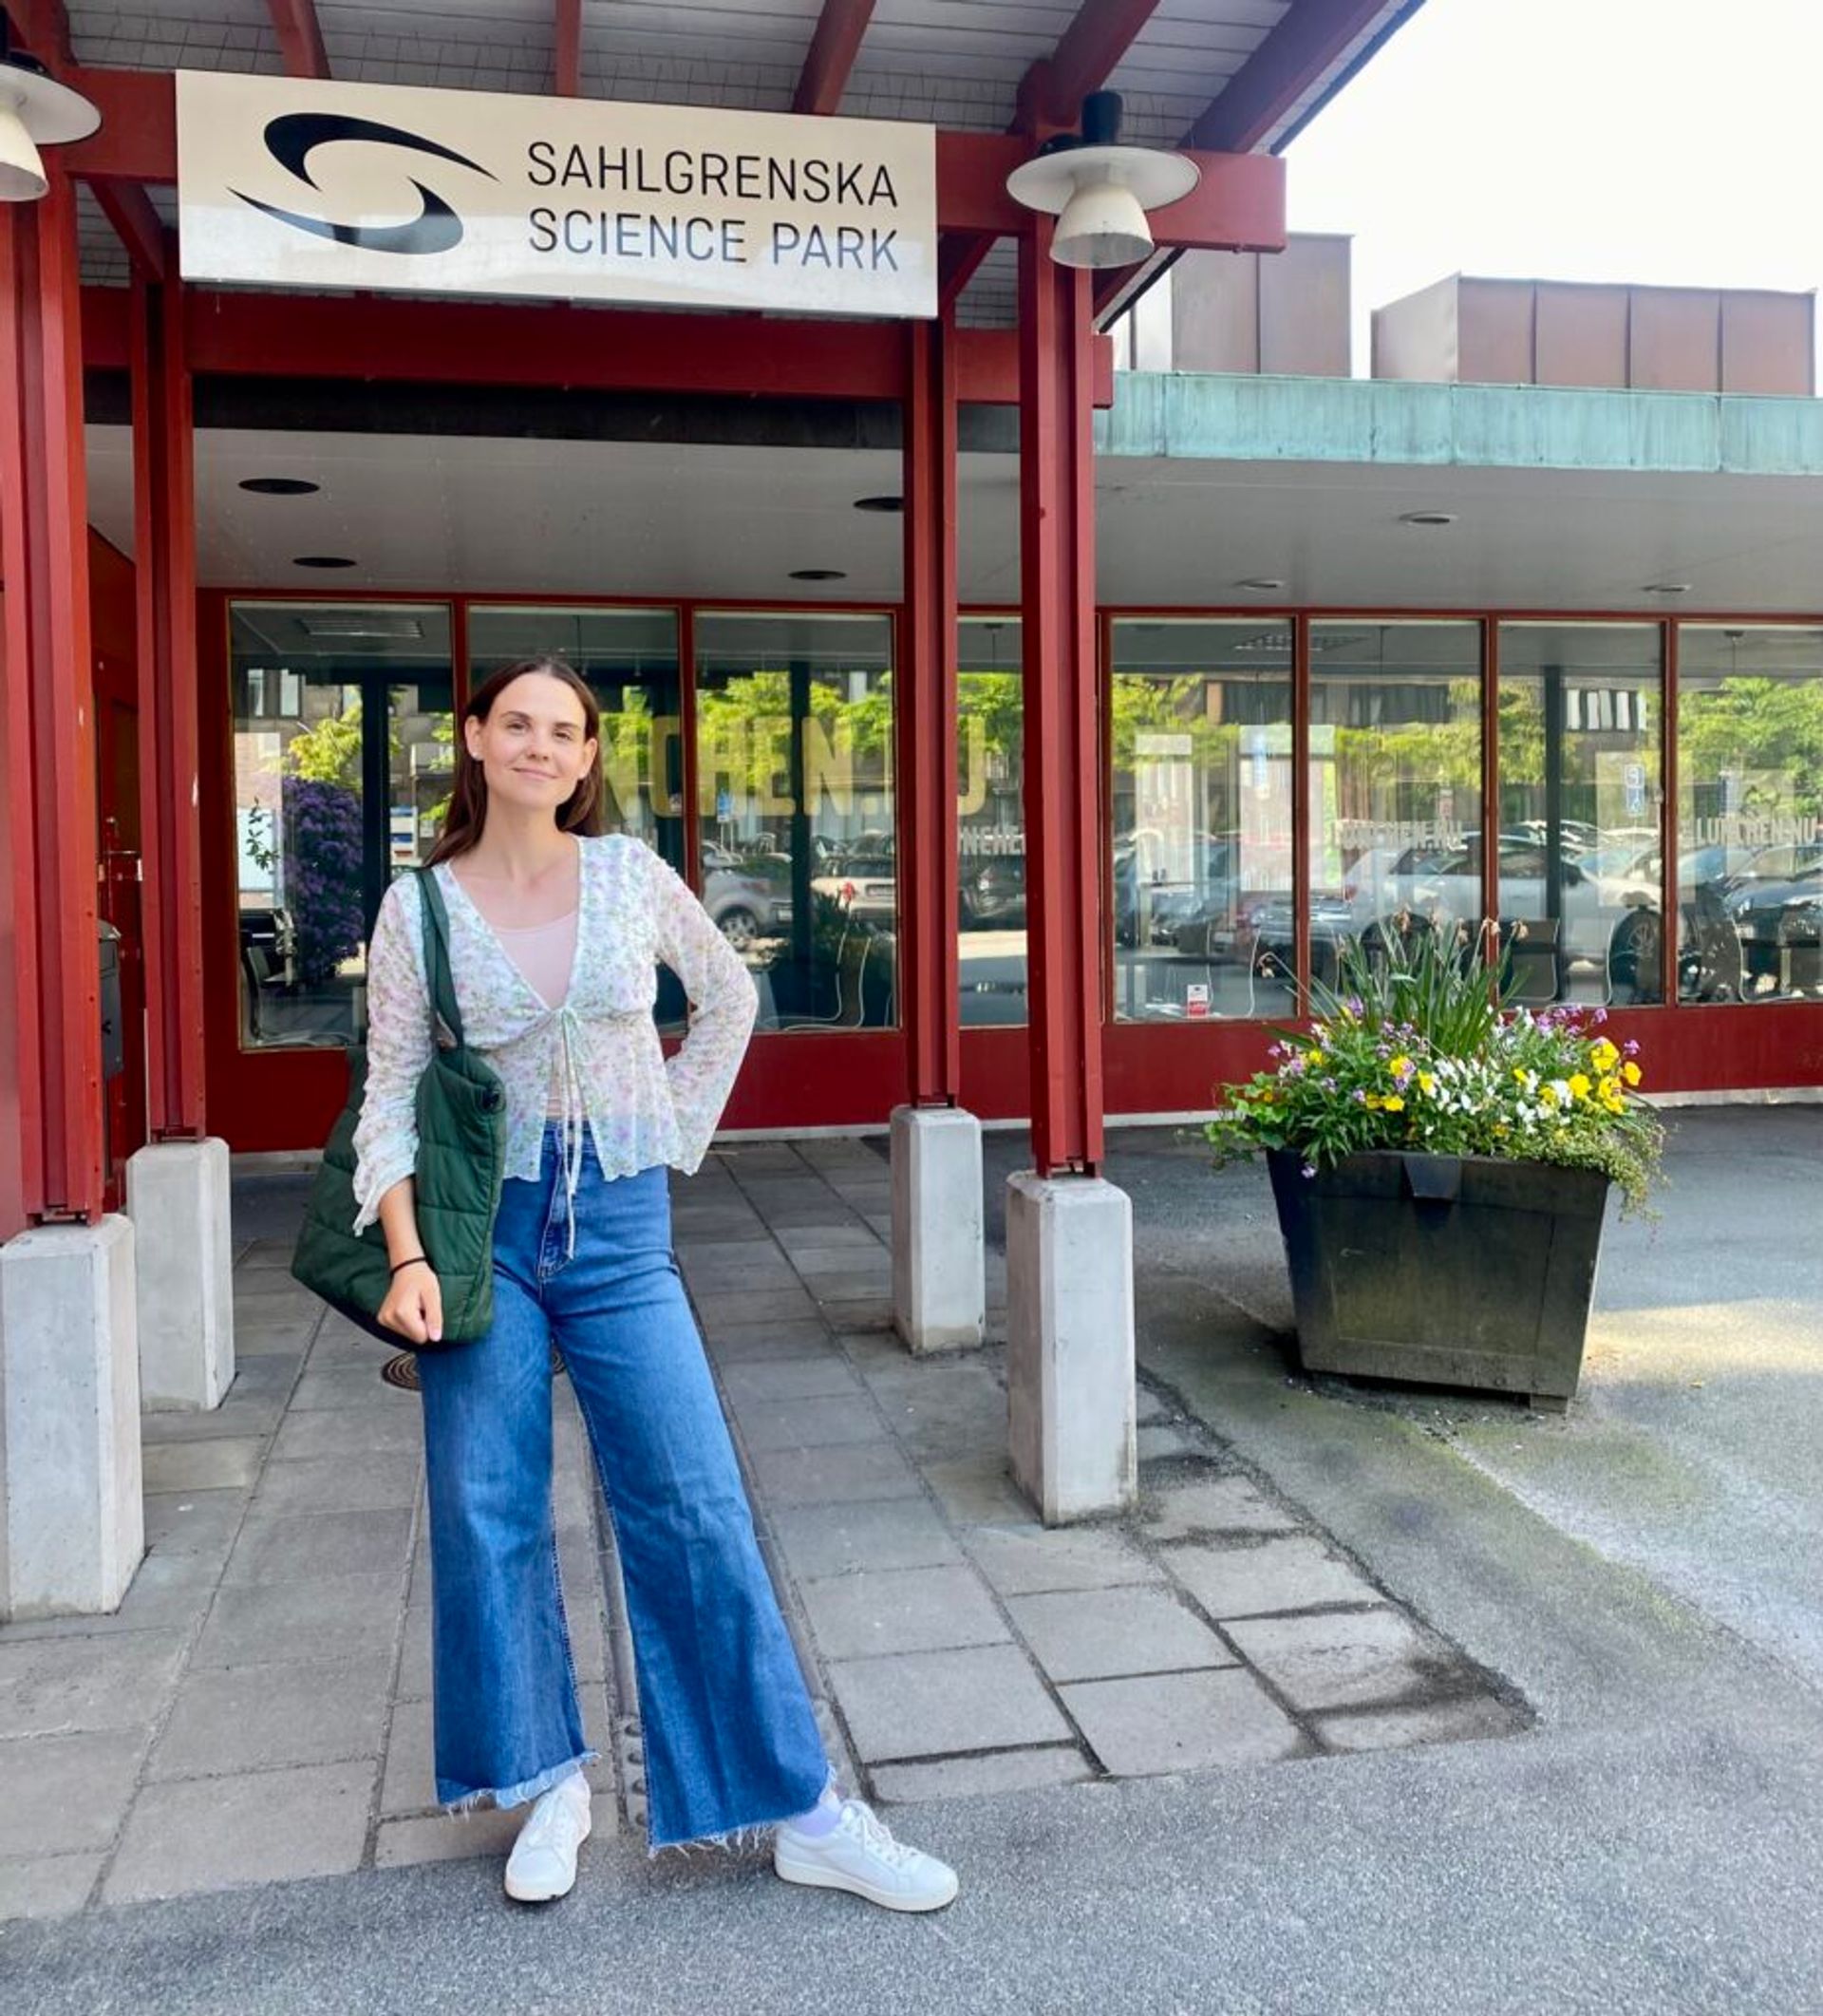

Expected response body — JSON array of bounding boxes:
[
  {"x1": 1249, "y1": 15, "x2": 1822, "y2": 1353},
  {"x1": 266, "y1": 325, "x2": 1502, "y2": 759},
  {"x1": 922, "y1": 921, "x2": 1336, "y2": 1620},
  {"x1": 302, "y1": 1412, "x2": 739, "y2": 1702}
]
[
  {"x1": 794, "y1": 0, "x2": 874, "y2": 116},
  {"x1": 92, "y1": 181, "x2": 166, "y2": 282},
  {"x1": 1, "y1": 1, "x2": 74, "y2": 68},
  {"x1": 1018, "y1": 223, "x2": 1103, "y2": 1177},
  {"x1": 0, "y1": 171, "x2": 105, "y2": 1223},
  {"x1": 1191, "y1": 0, "x2": 1400, "y2": 152},
  {"x1": 899, "y1": 314, "x2": 961, "y2": 1104},
  {"x1": 266, "y1": 0, "x2": 329, "y2": 79},
  {"x1": 59, "y1": 66, "x2": 173, "y2": 184},
  {"x1": 132, "y1": 266, "x2": 208, "y2": 1140},
  {"x1": 553, "y1": 0, "x2": 581, "y2": 96},
  {"x1": 1044, "y1": 0, "x2": 1163, "y2": 125}
]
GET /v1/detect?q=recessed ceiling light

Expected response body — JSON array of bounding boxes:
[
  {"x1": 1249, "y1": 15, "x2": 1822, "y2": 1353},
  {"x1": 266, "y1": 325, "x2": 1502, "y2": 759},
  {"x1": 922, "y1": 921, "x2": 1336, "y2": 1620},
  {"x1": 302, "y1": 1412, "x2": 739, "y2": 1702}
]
[
  {"x1": 1235, "y1": 576, "x2": 1286, "y2": 593},
  {"x1": 1643, "y1": 582, "x2": 1692, "y2": 594},
  {"x1": 291, "y1": 555, "x2": 357, "y2": 569},
  {"x1": 1399, "y1": 511, "x2": 1457, "y2": 527},
  {"x1": 239, "y1": 477, "x2": 320, "y2": 497},
  {"x1": 853, "y1": 496, "x2": 904, "y2": 514},
  {"x1": 789, "y1": 569, "x2": 846, "y2": 581}
]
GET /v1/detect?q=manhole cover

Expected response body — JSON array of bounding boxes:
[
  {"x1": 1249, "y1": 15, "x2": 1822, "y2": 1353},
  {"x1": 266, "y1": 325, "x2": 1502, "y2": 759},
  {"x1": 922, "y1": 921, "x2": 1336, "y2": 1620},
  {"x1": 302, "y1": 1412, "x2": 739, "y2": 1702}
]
[{"x1": 381, "y1": 1347, "x2": 565, "y2": 1391}]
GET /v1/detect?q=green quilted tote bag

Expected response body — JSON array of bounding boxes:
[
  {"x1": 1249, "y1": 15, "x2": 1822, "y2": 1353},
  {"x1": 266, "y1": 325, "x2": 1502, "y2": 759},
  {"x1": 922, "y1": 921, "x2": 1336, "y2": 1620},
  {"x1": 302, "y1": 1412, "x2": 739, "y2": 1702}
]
[{"x1": 291, "y1": 868, "x2": 507, "y2": 1347}]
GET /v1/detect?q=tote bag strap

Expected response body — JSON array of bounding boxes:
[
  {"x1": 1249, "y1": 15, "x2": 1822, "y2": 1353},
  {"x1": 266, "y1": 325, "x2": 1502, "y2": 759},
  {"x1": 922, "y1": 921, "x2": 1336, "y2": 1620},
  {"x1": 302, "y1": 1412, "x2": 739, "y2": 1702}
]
[{"x1": 415, "y1": 867, "x2": 466, "y2": 1046}]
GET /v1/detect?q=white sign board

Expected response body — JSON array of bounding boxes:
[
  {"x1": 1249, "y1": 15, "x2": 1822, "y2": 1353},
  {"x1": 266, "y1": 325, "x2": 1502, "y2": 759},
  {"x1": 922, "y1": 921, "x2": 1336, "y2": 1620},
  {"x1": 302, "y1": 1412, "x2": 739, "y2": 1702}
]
[{"x1": 177, "y1": 71, "x2": 937, "y2": 319}]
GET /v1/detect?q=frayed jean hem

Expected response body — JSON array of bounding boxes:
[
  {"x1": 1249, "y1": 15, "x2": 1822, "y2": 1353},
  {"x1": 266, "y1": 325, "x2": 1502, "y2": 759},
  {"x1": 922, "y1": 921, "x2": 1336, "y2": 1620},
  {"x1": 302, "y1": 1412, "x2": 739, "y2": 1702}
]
[
  {"x1": 646, "y1": 1762, "x2": 837, "y2": 1859},
  {"x1": 438, "y1": 1748, "x2": 599, "y2": 1816}
]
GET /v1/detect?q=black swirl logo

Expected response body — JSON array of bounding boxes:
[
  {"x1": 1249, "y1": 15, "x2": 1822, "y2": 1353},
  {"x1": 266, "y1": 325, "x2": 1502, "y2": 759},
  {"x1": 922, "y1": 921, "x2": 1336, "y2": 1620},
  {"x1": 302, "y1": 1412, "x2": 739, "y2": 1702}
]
[{"x1": 233, "y1": 112, "x2": 495, "y2": 255}]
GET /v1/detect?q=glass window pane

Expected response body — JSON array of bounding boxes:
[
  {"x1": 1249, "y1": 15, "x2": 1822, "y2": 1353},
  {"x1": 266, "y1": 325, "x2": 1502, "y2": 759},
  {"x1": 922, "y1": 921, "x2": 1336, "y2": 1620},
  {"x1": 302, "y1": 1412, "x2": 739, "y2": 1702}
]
[
  {"x1": 1497, "y1": 624, "x2": 1663, "y2": 1006},
  {"x1": 694, "y1": 612, "x2": 895, "y2": 1032},
  {"x1": 1312, "y1": 621, "x2": 1482, "y2": 982},
  {"x1": 1111, "y1": 619, "x2": 1295, "y2": 1023},
  {"x1": 1678, "y1": 626, "x2": 1823, "y2": 1004},
  {"x1": 959, "y1": 617, "x2": 1026, "y2": 1026},
  {"x1": 467, "y1": 605, "x2": 683, "y2": 873},
  {"x1": 231, "y1": 601, "x2": 452, "y2": 1050}
]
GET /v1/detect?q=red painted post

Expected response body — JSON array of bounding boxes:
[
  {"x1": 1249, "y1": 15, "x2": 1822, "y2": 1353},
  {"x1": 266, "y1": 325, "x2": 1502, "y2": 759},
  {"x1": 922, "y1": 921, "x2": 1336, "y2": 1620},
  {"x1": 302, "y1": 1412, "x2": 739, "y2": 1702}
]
[
  {"x1": 899, "y1": 313, "x2": 961, "y2": 1104},
  {"x1": 0, "y1": 169, "x2": 105, "y2": 1224},
  {"x1": 131, "y1": 251, "x2": 208, "y2": 1140},
  {"x1": 1018, "y1": 221, "x2": 1104, "y2": 1177}
]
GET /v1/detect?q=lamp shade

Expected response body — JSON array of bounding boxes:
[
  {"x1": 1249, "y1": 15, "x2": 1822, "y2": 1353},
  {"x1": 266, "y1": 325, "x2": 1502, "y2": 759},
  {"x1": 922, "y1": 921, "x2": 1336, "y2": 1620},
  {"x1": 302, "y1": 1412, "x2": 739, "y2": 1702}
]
[
  {"x1": 0, "y1": 56, "x2": 103, "y2": 204},
  {"x1": 1053, "y1": 176, "x2": 1153, "y2": 270},
  {"x1": 0, "y1": 101, "x2": 46, "y2": 202}
]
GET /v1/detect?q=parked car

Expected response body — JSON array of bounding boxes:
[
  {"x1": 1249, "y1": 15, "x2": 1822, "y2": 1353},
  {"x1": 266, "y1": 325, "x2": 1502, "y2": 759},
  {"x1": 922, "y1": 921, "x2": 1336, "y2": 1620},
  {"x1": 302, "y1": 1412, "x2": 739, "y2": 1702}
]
[
  {"x1": 962, "y1": 853, "x2": 1026, "y2": 930},
  {"x1": 701, "y1": 839, "x2": 792, "y2": 951},
  {"x1": 812, "y1": 854, "x2": 896, "y2": 928}
]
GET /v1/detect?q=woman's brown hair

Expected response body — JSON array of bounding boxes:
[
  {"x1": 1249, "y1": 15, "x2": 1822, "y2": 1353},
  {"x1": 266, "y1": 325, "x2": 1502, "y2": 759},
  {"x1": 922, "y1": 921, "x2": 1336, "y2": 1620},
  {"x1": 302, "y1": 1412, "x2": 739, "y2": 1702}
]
[{"x1": 426, "y1": 656, "x2": 613, "y2": 865}]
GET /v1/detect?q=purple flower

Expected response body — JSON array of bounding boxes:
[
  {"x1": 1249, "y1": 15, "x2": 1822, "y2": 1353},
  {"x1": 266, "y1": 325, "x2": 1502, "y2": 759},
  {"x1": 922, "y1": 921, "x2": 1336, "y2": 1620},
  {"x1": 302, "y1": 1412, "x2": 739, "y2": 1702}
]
[
  {"x1": 1301, "y1": 1163, "x2": 1318, "y2": 1179},
  {"x1": 1352, "y1": 1088, "x2": 1368, "y2": 1104},
  {"x1": 1345, "y1": 995, "x2": 1364, "y2": 1018}
]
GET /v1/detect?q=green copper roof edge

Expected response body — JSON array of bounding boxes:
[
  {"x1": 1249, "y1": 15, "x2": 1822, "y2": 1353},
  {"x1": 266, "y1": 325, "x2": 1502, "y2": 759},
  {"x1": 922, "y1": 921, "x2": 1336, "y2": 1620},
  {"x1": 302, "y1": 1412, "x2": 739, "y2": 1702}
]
[{"x1": 1097, "y1": 371, "x2": 1823, "y2": 477}]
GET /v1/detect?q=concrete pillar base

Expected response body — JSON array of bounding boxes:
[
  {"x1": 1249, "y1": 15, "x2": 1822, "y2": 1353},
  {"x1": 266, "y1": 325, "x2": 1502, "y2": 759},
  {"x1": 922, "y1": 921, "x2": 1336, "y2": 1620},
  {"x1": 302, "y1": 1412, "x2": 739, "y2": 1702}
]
[
  {"x1": 1005, "y1": 1172, "x2": 1136, "y2": 1526},
  {"x1": 0, "y1": 1215, "x2": 142, "y2": 1619},
  {"x1": 891, "y1": 1104, "x2": 986, "y2": 1355},
  {"x1": 127, "y1": 1139, "x2": 236, "y2": 1411}
]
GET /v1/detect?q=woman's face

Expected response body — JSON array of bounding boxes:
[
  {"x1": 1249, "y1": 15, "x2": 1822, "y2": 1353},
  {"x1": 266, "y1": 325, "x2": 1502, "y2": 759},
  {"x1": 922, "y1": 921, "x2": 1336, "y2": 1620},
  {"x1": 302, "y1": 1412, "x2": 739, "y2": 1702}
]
[{"x1": 465, "y1": 673, "x2": 597, "y2": 821}]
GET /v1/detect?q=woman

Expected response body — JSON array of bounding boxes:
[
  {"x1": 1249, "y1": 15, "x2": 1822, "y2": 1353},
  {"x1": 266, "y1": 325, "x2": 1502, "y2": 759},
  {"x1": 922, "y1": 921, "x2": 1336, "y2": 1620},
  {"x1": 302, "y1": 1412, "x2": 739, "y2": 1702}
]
[{"x1": 352, "y1": 656, "x2": 956, "y2": 1912}]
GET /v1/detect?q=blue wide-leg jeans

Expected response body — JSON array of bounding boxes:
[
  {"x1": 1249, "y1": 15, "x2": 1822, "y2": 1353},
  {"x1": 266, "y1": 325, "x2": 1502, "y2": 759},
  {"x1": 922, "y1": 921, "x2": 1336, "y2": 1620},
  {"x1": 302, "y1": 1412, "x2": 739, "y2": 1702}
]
[{"x1": 416, "y1": 1133, "x2": 830, "y2": 1848}]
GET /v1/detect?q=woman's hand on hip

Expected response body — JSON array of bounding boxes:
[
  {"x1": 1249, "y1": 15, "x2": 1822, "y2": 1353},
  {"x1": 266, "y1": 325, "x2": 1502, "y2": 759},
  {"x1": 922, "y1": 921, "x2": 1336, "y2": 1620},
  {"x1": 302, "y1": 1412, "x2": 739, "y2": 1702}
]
[{"x1": 380, "y1": 1261, "x2": 443, "y2": 1344}]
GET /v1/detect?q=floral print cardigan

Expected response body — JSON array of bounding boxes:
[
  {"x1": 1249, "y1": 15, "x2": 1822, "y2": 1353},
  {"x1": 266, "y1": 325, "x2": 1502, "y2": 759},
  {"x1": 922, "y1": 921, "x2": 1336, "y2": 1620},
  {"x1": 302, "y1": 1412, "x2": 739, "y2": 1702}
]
[{"x1": 351, "y1": 834, "x2": 757, "y2": 1237}]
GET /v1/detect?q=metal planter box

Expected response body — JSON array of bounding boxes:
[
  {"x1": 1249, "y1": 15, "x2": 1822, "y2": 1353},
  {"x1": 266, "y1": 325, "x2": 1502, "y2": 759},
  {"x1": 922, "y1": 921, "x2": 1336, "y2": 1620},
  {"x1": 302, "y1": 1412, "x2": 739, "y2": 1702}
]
[{"x1": 1266, "y1": 1149, "x2": 1610, "y2": 1407}]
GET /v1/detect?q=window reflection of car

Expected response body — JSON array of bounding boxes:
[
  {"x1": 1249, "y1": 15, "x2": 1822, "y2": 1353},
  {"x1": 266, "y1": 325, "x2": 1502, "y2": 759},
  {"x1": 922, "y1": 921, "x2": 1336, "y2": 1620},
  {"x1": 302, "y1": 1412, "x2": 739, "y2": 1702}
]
[
  {"x1": 1722, "y1": 848, "x2": 1823, "y2": 994},
  {"x1": 1113, "y1": 838, "x2": 1238, "y2": 948},
  {"x1": 238, "y1": 905, "x2": 296, "y2": 988},
  {"x1": 812, "y1": 854, "x2": 896, "y2": 927},
  {"x1": 700, "y1": 840, "x2": 792, "y2": 951},
  {"x1": 963, "y1": 855, "x2": 1025, "y2": 930}
]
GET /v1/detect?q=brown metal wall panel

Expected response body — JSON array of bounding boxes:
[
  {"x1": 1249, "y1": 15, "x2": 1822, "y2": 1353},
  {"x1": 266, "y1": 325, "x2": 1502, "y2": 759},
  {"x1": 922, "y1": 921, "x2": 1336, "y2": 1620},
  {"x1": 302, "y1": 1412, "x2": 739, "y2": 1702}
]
[
  {"x1": 1372, "y1": 274, "x2": 1459, "y2": 383},
  {"x1": 1720, "y1": 291, "x2": 1815, "y2": 396},
  {"x1": 1171, "y1": 248, "x2": 1260, "y2": 373},
  {"x1": 1260, "y1": 234, "x2": 1352, "y2": 376},
  {"x1": 1534, "y1": 283, "x2": 1629, "y2": 387},
  {"x1": 1457, "y1": 278, "x2": 1535, "y2": 386},
  {"x1": 1628, "y1": 288, "x2": 1721, "y2": 391}
]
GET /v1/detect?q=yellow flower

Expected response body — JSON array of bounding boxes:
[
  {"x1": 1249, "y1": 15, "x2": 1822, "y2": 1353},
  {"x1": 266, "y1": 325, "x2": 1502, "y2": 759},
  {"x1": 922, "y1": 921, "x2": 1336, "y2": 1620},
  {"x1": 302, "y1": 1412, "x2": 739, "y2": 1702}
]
[
  {"x1": 1306, "y1": 1049, "x2": 1325, "y2": 1068},
  {"x1": 1382, "y1": 1095, "x2": 1406, "y2": 1114},
  {"x1": 1389, "y1": 1055, "x2": 1413, "y2": 1077},
  {"x1": 1598, "y1": 1075, "x2": 1620, "y2": 1102},
  {"x1": 1513, "y1": 1067, "x2": 1529, "y2": 1084},
  {"x1": 1494, "y1": 1121, "x2": 1511, "y2": 1138},
  {"x1": 1568, "y1": 1073, "x2": 1591, "y2": 1100},
  {"x1": 1418, "y1": 1071, "x2": 1436, "y2": 1095},
  {"x1": 1622, "y1": 1061, "x2": 1642, "y2": 1086},
  {"x1": 1590, "y1": 1038, "x2": 1620, "y2": 1072},
  {"x1": 1539, "y1": 1083, "x2": 1560, "y2": 1106},
  {"x1": 1364, "y1": 1093, "x2": 1383, "y2": 1110}
]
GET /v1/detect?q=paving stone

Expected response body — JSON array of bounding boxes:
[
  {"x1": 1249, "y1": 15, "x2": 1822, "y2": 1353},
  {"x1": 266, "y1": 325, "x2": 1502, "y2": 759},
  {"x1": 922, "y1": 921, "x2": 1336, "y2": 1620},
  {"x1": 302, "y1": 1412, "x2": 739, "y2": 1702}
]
[
  {"x1": 1224, "y1": 1607, "x2": 1451, "y2": 1712},
  {"x1": 800, "y1": 1566, "x2": 1009, "y2": 1660},
  {"x1": 104, "y1": 1760, "x2": 376, "y2": 1902},
  {"x1": 1007, "y1": 1587, "x2": 1236, "y2": 1684},
  {"x1": 812, "y1": 1294, "x2": 894, "y2": 1330},
  {"x1": 964, "y1": 1523, "x2": 1165, "y2": 1597},
  {"x1": 235, "y1": 1319, "x2": 319, "y2": 1356},
  {"x1": 1141, "y1": 1475, "x2": 1300, "y2": 1543},
  {"x1": 254, "y1": 1447, "x2": 423, "y2": 1516},
  {"x1": 691, "y1": 1288, "x2": 822, "y2": 1328},
  {"x1": 222, "y1": 1353, "x2": 304, "y2": 1399},
  {"x1": 271, "y1": 1404, "x2": 423, "y2": 1460},
  {"x1": 681, "y1": 1255, "x2": 802, "y2": 1293},
  {"x1": 720, "y1": 1357, "x2": 864, "y2": 1404},
  {"x1": 705, "y1": 1322, "x2": 837, "y2": 1363},
  {"x1": 770, "y1": 1498, "x2": 964, "y2": 1580},
  {"x1": 0, "y1": 1852, "x2": 103, "y2": 1923},
  {"x1": 865, "y1": 1364, "x2": 1006, "y2": 1461},
  {"x1": 1137, "y1": 1425, "x2": 1199, "y2": 1461},
  {"x1": 149, "y1": 1653, "x2": 393, "y2": 1779},
  {"x1": 788, "y1": 1246, "x2": 893, "y2": 1277},
  {"x1": 748, "y1": 1440, "x2": 923, "y2": 1507},
  {"x1": 140, "y1": 1398, "x2": 283, "y2": 1445},
  {"x1": 775, "y1": 1225, "x2": 882, "y2": 1253},
  {"x1": 290, "y1": 1364, "x2": 412, "y2": 1411},
  {"x1": 379, "y1": 1696, "x2": 436, "y2": 1816},
  {"x1": 828, "y1": 1644, "x2": 1069, "y2": 1762},
  {"x1": 1315, "y1": 1694, "x2": 1527, "y2": 1754},
  {"x1": 729, "y1": 1394, "x2": 887, "y2": 1453},
  {"x1": 870, "y1": 1746, "x2": 1092, "y2": 1805},
  {"x1": 1166, "y1": 1536, "x2": 1379, "y2": 1620},
  {"x1": 0, "y1": 1730, "x2": 145, "y2": 1857},
  {"x1": 0, "y1": 1549, "x2": 216, "y2": 1639},
  {"x1": 143, "y1": 1486, "x2": 249, "y2": 1557},
  {"x1": 1134, "y1": 1389, "x2": 1171, "y2": 1425},
  {"x1": 1063, "y1": 1667, "x2": 1306, "y2": 1776},
  {"x1": 193, "y1": 1569, "x2": 406, "y2": 1669},
  {"x1": 921, "y1": 1456, "x2": 1035, "y2": 1526},
  {"x1": 223, "y1": 1506, "x2": 415, "y2": 1586},
  {"x1": 0, "y1": 1630, "x2": 188, "y2": 1739},
  {"x1": 397, "y1": 1606, "x2": 433, "y2": 1702}
]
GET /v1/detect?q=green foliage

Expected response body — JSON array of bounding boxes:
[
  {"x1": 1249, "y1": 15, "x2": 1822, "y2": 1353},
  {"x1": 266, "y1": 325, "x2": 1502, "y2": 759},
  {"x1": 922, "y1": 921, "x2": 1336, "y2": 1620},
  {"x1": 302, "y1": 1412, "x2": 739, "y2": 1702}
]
[
  {"x1": 285, "y1": 704, "x2": 365, "y2": 788},
  {"x1": 1206, "y1": 929, "x2": 1664, "y2": 1214}
]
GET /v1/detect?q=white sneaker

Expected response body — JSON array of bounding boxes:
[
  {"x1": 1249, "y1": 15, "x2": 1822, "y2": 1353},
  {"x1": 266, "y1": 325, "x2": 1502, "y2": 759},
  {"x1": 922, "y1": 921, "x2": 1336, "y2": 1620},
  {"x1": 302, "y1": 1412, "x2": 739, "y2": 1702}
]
[
  {"x1": 773, "y1": 1797, "x2": 958, "y2": 1913},
  {"x1": 503, "y1": 1772, "x2": 592, "y2": 1903}
]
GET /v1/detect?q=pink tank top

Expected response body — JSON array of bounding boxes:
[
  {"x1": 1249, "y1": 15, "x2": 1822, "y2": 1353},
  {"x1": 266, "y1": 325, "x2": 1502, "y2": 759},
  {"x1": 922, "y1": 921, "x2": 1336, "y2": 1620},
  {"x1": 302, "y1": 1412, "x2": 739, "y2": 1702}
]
[{"x1": 495, "y1": 910, "x2": 580, "y2": 1118}]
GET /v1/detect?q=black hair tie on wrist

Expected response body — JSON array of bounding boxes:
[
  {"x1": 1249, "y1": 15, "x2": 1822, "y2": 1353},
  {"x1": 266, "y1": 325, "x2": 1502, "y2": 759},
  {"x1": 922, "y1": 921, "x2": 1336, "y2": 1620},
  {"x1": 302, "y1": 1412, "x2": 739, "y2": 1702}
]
[{"x1": 389, "y1": 1254, "x2": 429, "y2": 1276}]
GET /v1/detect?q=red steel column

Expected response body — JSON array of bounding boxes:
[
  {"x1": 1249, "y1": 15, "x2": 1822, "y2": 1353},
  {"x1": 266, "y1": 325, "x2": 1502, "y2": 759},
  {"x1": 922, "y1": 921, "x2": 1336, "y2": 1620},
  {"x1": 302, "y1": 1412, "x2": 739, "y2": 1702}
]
[
  {"x1": 1018, "y1": 223, "x2": 1103, "y2": 1177},
  {"x1": 0, "y1": 168, "x2": 105, "y2": 1224},
  {"x1": 899, "y1": 311, "x2": 961, "y2": 1104},
  {"x1": 131, "y1": 246, "x2": 208, "y2": 1140}
]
